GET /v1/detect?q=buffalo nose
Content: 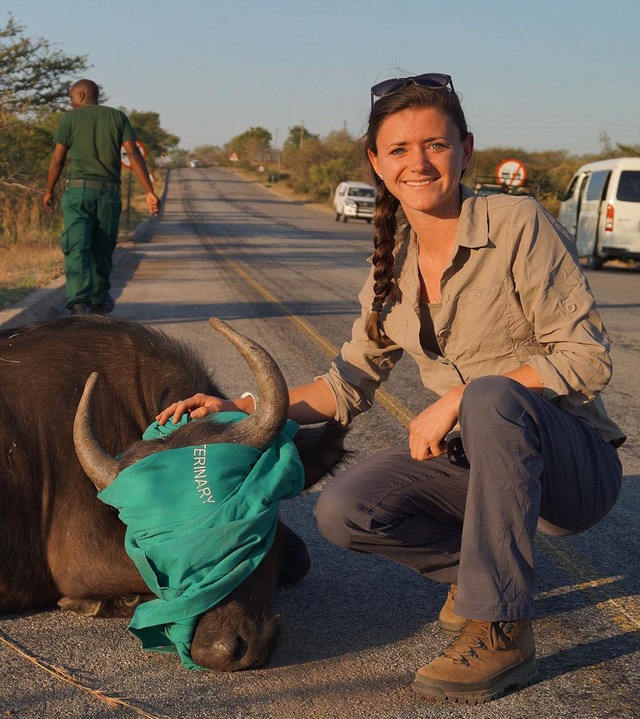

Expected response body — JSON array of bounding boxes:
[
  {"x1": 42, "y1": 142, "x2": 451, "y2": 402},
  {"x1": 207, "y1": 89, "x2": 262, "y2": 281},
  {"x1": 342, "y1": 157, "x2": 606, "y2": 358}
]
[{"x1": 209, "y1": 636, "x2": 248, "y2": 667}]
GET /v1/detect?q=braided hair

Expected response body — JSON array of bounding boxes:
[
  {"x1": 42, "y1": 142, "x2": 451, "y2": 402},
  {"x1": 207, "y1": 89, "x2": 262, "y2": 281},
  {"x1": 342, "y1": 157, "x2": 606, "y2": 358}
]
[{"x1": 363, "y1": 84, "x2": 470, "y2": 345}]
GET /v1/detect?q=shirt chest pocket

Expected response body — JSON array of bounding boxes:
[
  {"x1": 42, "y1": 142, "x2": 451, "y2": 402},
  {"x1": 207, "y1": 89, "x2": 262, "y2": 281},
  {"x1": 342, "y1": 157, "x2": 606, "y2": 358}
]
[{"x1": 448, "y1": 281, "x2": 511, "y2": 343}]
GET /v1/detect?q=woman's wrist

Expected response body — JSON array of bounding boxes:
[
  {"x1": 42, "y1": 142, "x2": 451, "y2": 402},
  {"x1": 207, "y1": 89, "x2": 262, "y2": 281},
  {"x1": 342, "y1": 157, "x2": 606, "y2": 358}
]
[{"x1": 443, "y1": 384, "x2": 465, "y2": 415}]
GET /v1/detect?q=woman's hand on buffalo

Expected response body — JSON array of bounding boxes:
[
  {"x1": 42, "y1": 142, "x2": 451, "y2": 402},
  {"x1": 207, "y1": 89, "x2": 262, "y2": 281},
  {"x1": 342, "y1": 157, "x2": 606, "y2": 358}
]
[
  {"x1": 156, "y1": 393, "x2": 253, "y2": 425},
  {"x1": 408, "y1": 385, "x2": 465, "y2": 461}
]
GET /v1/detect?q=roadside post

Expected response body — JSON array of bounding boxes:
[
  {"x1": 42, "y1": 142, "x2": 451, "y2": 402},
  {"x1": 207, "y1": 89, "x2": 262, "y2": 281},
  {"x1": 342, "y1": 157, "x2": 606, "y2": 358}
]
[{"x1": 120, "y1": 140, "x2": 148, "y2": 227}]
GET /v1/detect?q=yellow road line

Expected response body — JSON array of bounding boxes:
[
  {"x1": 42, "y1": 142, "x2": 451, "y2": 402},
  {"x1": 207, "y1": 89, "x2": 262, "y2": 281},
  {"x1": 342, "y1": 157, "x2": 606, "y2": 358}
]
[{"x1": 538, "y1": 535, "x2": 640, "y2": 633}]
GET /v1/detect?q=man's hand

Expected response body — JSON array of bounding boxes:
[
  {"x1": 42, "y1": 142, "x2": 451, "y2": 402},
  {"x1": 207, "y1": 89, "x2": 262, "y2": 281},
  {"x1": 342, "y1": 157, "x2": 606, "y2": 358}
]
[
  {"x1": 146, "y1": 192, "x2": 161, "y2": 216},
  {"x1": 43, "y1": 192, "x2": 55, "y2": 211}
]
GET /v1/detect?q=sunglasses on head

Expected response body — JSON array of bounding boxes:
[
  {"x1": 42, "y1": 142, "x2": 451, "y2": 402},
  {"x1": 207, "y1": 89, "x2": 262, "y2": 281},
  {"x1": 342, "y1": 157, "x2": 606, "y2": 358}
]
[{"x1": 370, "y1": 73, "x2": 455, "y2": 107}]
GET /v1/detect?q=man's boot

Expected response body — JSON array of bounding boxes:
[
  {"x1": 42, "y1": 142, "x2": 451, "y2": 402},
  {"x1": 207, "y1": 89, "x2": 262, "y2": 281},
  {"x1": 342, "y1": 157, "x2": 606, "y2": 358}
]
[
  {"x1": 69, "y1": 302, "x2": 89, "y2": 316},
  {"x1": 91, "y1": 294, "x2": 115, "y2": 315},
  {"x1": 438, "y1": 583, "x2": 467, "y2": 634},
  {"x1": 413, "y1": 619, "x2": 537, "y2": 704}
]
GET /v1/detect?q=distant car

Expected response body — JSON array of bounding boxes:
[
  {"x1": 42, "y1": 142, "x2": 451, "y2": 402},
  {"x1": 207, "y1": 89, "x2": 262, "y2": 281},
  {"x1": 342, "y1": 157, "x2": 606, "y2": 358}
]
[
  {"x1": 189, "y1": 160, "x2": 202, "y2": 168},
  {"x1": 333, "y1": 181, "x2": 375, "y2": 223}
]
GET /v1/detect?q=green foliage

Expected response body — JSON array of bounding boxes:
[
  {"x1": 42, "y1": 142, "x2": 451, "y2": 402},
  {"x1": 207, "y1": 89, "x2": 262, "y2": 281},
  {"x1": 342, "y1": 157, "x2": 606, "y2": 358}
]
[
  {"x1": 0, "y1": 13, "x2": 87, "y2": 245},
  {"x1": 190, "y1": 144, "x2": 224, "y2": 166},
  {"x1": 283, "y1": 125, "x2": 320, "y2": 151},
  {"x1": 0, "y1": 14, "x2": 88, "y2": 116},
  {"x1": 0, "y1": 106, "x2": 62, "y2": 244},
  {"x1": 476, "y1": 147, "x2": 562, "y2": 186},
  {"x1": 125, "y1": 109, "x2": 180, "y2": 166},
  {"x1": 167, "y1": 148, "x2": 191, "y2": 167},
  {"x1": 282, "y1": 128, "x2": 370, "y2": 200},
  {"x1": 227, "y1": 127, "x2": 272, "y2": 165},
  {"x1": 0, "y1": 111, "x2": 53, "y2": 187},
  {"x1": 616, "y1": 143, "x2": 640, "y2": 157}
]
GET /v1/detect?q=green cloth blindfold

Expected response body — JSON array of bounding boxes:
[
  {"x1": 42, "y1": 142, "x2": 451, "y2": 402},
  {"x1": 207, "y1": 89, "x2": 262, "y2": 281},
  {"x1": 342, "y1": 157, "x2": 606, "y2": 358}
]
[{"x1": 98, "y1": 412, "x2": 304, "y2": 670}]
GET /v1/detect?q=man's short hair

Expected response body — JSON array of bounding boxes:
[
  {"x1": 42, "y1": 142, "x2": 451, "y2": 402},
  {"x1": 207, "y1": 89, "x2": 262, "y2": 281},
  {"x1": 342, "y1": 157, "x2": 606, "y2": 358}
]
[{"x1": 70, "y1": 79, "x2": 100, "y2": 102}]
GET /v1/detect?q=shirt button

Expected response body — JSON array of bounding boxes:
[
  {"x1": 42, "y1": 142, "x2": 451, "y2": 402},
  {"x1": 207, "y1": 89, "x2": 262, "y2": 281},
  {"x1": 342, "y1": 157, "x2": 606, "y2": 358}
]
[{"x1": 565, "y1": 302, "x2": 577, "y2": 312}]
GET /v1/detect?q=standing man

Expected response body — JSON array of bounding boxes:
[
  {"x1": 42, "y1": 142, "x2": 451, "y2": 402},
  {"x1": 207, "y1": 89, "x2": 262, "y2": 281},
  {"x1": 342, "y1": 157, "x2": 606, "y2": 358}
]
[{"x1": 44, "y1": 79, "x2": 160, "y2": 315}]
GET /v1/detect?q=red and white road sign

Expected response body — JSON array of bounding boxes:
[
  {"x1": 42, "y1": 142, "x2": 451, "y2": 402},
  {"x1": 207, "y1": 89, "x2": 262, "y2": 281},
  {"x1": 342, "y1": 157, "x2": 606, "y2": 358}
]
[
  {"x1": 496, "y1": 158, "x2": 527, "y2": 187},
  {"x1": 121, "y1": 140, "x2": 148, "y2": 169}
]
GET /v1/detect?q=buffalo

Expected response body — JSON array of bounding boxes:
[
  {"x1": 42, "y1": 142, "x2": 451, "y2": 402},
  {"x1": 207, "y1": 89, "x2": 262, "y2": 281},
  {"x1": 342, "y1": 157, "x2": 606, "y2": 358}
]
[{"x1": 0, "y1": 316, "x2": 347, "y2": 670}]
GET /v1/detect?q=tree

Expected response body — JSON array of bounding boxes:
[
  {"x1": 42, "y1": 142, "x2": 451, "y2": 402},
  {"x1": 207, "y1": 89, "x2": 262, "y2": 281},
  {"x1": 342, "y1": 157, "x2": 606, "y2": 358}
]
[
  {"x1": 166, "y1": 148, "x2": 190, "y2": 167},
  {"x1": 282, "y1": 135, "x2": 326, "y2": 194},
  {"x1": 0, "y1": 15, "x2": 88, "y2": 243},
  {"x1": 598, "y1": 131, "x2": 614, "y2": 156},
  {"x1": 616, "y1": 142, "x2": 640, "y2": 157},
  {"x1": 125, "y1": 110, "x2": 180, "y2": 167},
  {"x1": 0, "y1": 111, "x2": 52, "y2": 189},
  {"x1": 227, "y1": 127, "x2": 272, "y2": 165},
  {"x1": 0, "y1": 14, "x2": 89, "y2": 116},
  {"x1": 190, "y1": 145, "x2": 224, "y2": 166},
  {"x1": 323, "y1": 129, "x2": 369, "y2": 180},
  {"x1": 282, "y1": 128, "x2": 369, "y2": 199},
  {"x1": 283, "y1": 124, "x2": 319, "y2": 151}
]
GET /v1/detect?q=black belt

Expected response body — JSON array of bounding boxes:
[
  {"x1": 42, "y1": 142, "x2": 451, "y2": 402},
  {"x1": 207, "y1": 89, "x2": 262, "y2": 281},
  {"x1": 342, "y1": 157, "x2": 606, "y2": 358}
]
[{"x1": 66, "y1": 179, "x2": 119, "y2": 192}]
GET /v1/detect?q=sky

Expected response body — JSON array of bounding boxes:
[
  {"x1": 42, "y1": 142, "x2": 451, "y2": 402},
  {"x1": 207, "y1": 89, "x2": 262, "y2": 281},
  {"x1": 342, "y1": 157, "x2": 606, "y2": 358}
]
[{"x1": 7, "y1": 0, "x2": 640, "y2": 156}]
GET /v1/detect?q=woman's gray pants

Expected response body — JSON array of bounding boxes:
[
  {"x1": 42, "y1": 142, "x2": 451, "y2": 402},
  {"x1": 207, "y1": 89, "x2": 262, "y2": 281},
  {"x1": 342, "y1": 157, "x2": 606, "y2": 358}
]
[{"x1": 313, "y1": 376, "x2": 622, "y2": 621}]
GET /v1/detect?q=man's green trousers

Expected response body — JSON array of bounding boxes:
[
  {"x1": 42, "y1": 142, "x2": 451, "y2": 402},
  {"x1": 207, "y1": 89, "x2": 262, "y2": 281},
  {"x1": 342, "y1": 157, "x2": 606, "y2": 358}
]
[{"x1": 60, "y1": 184, "x2": 122, "y2": 308}]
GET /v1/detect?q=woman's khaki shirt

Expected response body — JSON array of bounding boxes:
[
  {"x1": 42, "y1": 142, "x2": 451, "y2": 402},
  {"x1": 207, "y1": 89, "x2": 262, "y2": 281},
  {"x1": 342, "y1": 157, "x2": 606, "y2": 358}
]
[{"x1": 319, "y1": 187, "x2": 625, "y2": 445}]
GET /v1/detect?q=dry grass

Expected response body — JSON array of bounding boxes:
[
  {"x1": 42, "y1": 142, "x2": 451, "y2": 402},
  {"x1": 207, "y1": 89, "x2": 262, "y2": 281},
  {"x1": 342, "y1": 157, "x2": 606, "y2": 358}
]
[
  {"x1": 0, "y1": 238, "x2": 64, "y2": 309},
  {"x1": 0, "y1": 187, "x2": 63, "y2": 309},
  {"x1": 0, "y1": 176, "x2": 164, "y2": 311},
  {"x1": 0, "y1": 628, "x2": 168, "y2": 718}
]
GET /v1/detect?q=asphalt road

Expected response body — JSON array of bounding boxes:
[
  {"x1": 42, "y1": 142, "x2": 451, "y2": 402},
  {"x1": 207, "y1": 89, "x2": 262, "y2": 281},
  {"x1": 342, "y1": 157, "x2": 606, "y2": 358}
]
[{"x1": 1, "y1": 167, "x2": 638, "y2": 719}]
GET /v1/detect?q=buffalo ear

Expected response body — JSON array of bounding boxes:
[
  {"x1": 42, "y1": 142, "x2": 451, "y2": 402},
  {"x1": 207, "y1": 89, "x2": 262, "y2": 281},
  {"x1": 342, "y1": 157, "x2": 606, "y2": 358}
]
[{"x1": 293, "y1": 422, "x2": 350, "y2": 490}]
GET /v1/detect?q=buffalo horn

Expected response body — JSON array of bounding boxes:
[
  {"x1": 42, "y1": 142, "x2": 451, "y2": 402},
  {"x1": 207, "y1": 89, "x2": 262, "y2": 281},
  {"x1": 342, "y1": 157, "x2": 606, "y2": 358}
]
[
  {"x1": 207, "y1": 317, "x2": 288, "y2": 451},
  {"x1": 73, "y1": 372, "x2": 119, "y2": 490}
]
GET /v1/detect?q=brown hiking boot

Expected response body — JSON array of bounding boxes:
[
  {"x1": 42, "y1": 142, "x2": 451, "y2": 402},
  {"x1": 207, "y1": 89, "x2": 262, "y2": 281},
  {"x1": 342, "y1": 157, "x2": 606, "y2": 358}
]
[
  {"x1": 438, "y1": 583, "x2": 467, "y2": 634},
  {"x1": 413, "y1": 619, "x2": 537, "y2": 704}
]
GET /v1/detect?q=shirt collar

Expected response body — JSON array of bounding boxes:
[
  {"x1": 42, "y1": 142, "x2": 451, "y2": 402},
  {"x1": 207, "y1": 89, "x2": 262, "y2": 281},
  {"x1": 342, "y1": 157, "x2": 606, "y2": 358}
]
[
  {"x1": 456, "y1": 185, "x2": 490, "y2": 249},
  {"x1": 397, "y1": 184, "x2": 490, "y2": 252}
]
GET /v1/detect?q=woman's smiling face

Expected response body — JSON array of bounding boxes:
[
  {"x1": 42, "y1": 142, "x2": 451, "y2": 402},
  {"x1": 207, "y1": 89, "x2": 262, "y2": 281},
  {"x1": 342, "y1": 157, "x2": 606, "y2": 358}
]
[{"x1": 368, "y1": 106, "x2": 473, "y2": 220}]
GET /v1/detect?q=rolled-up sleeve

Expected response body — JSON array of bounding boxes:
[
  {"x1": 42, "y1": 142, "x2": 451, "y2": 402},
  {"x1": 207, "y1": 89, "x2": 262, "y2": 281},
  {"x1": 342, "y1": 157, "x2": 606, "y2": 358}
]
[
  {"x1": 318, "y1": 272, "x2": 404, "y2": 425},
  {"x1": 509, "y1": 200, "x2": 613, "y2": 403}
]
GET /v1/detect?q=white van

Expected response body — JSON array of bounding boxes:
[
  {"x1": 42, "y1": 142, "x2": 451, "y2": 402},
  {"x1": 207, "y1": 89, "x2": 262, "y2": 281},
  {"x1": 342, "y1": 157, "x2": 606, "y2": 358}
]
[
  {"x1": 333, "y1": 181, "x2": 375, "y2": 223},
  {"x1": 557, "y1": 157, "x2": 640, "y2": 269}
]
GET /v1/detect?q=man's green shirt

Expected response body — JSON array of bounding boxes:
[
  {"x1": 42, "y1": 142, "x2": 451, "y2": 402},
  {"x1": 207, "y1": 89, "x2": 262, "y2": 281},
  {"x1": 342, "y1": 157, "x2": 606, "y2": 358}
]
[{"x1": 54, "y1": 105, "x2": 136, "y2": 184}]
